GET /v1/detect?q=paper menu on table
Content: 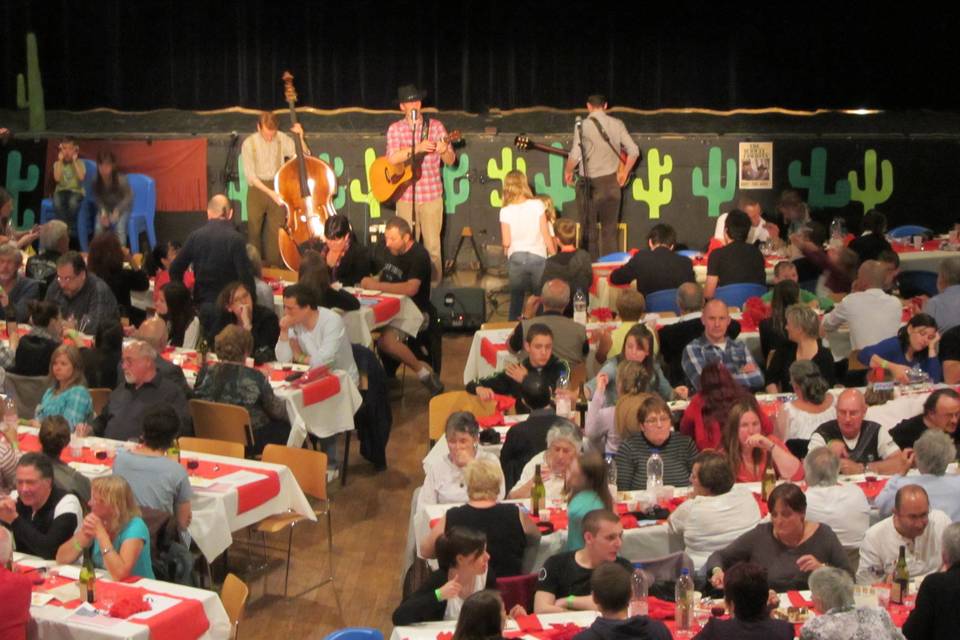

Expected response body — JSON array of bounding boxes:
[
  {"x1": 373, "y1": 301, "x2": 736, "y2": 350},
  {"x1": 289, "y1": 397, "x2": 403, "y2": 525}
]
[
  {"x1": 130, "y1": 594, "x2": 181, "y2": 619},
  {"x1": 213, "y1": 470, "x2": 270, "y2": 486},
  {"x1": 56, "y1": 565, "x2": 107, "y2": 581},
  {"x1": 188, "y1": 476, "x2": 217, "y2": 488},
  {"x1": 46, "y1": 581, "x2": 82, "y2": 603},
  {"x1": 31, "y1": 592, "x2": 56, "y2": 606}
]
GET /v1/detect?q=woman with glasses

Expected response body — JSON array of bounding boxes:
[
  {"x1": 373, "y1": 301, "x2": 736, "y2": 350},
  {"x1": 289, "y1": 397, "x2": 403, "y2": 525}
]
[{"x1": 614, "y1": 395, "x2": 698, "y2": 490}]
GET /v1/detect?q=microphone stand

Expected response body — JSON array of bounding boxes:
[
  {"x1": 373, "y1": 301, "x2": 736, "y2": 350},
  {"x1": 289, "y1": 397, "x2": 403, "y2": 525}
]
[
  {"x1": 575, "y1": 116, "x2": 594, "y2": 257},
  {"x1": 409, "y1": 110, "x2": 418, "y2": 228}
]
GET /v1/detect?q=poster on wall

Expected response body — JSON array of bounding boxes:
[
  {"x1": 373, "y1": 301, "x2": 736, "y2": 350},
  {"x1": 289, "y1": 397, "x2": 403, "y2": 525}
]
[{"x1": 738, "y1": 142, "x2": 773, "y2": 189}]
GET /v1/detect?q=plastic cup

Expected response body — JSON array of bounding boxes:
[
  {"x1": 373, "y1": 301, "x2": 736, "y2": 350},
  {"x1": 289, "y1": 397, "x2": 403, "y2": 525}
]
[
  {"x1": 876, "y1": 586, "x2": 891, "y2": 608},
  {"x1": 69, "y1": 437, "x2": 83, "y2": 459}
]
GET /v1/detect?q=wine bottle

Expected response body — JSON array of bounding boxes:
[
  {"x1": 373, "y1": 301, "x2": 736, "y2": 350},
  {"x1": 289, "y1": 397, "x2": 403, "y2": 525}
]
[
  {"x1": 892, "y1": 544, "x2": 909, "y2": 604},
  {"x1": 531, "y1": 464, "x2": 546, "y2": 518},
  {"x1": 79, "y1": 546, "x2": 96, "y2": 604},
  {"x1": 761, "y1": 464, "x2": 777, "y2": 502}
]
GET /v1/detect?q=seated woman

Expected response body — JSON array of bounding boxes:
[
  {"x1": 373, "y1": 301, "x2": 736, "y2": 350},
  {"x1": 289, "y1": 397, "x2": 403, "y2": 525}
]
[
  {"x1": 56, "y1": 475, "x2": 155, "y2": 580},
  {"x1": 193, "y1": 325, "x2": 290, "y2": 456},
  {"x1": 680, "y1": 362, "x2": 772, "y2": 451},
  {"x1": 585, "y1": 360, "x2": 652, "y2": 456},
  {"x1": 211, "y1": 281, "x2": 280, "y2": 365},
  {"x1": 705, "y1": 483, "x2": 850, "y2": 593},
  {"x1": 157, "y1": 280, "x2": 200, "y2": 349},
  {"x1": 245, "y1": 244, "x2": 277, "y2": 309},
  {"x1": 778, "y1": 360, "x2": 836, "y2": 455},
  {"x1": 759, "y1": 279, "x2": 800, "y2": 364},
  {"x1": 565, "y1": 452, "x2": 614, "y2": 552},
  {"x1": 421, "y1": 458, "x2": 540, "y2": 579},
  {"x1": 298, "y1": 250, "x2": 360, "y2": 311},
  {"x1": 668, "y1": 451, "x2": 762, "y2": 573},
  {"x1": 510, "y1": 420, "x2": 581, "y2": 500},
  {"x1": 421, "y1": 412, "x2": 503, "y2": 510},
  {"x1": 91, "y1": 150, "x2": 133, "y2": 244},
  {"x1": 393, "y1": 527, "x2": 495, "y2": 625},
  {"x1": 87, "y1": 231, "x2": 149, "y2": 325},
  {"x1": 148, "y1": 240, "x2": 192, "y2": 305},
  {"x1": 694, "y1": 562, "x2": 794, "y2": 640},
  {"x1": 1, "y1": 300, "x2": 63, "y2": 375},
  {"x1": 615, "y1": 395, "x2": 698, "y2": 491},
  {"x1": 33, "y1": 344, "x2": 93, "y2": 431},
  {"x1": 801, "y1": 566, "x2": 904, "y2": 640},
  {"x1": 766, "y1": 304, "x2": 836, "y2": 393},
  {"x1": 310, "y1": 213, "x2": 372, "y2": 287},
  {"x1": 722, "y1": 399, "x2": 803, "y2": 483},
  {"x1": 859, "y1": 313, "x2": 943, "y2": 383},
  {"x1": 453, "y1": 591, "x2": 514, "y2": 640},
  {"x1": 80, "y1": 320, "x2": 122, "y2": 390},
  {"x1": 586, "y1": 323, "x2": 682, "y2": 405},
  {"x1": 38, "y1": 415, "x2": 91, "y2": 503},
  {"x1": 112, "y1": 405, "x2": 192, "y2": 531}
]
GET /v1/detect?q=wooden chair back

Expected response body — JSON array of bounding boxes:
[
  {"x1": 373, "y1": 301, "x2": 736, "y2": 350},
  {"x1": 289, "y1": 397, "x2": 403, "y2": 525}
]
[
  {"x1": 178, "y1": 436, "x2": 245, "y2": 459},
  {"x1": 89, "y1": 388, "x2": 111, "y2": 416},
  {"x1": 188, "y1": 399, "x2": 254, "y2": 447},
  {"x1": 221, "y1": 573, "x2": 249, "y2": 639},
  {"x1": 479, "y1": 321, "x2": 518, "y2": 331},
  {"x1": 428, "y1": 391, "x2": 498, "y2": 442},
  {"x1": 262, "y1": 444, "x2": 328, "y2": 501}
]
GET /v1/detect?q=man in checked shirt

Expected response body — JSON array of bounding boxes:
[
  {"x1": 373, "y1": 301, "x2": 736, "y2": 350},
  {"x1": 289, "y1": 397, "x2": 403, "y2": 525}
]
[{"x1": 385, "y1": 84, "x2": 456, "y2": 284}]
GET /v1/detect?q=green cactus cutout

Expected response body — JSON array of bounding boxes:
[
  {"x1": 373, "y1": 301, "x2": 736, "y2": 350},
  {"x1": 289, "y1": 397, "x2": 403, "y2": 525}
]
[
  {"x1": 317, "y1": 152, "x2": 347, "y2": 210},
  {"x1": 848, "y1": 149, "x2": 893, "y2": 213},
  {"x1": 15, "y1": 33, "x2": 46, "y2": 132},
  {"x1": 226, "y1": 158, "x2": 248, "y2": 222},
  {"x1": 691, "y1": 147, "x2": 736, "y2": 217},
  {"x1": 532, "y1": 143, "x2": 575, "y2": 213},
  {"x1": 487, "y1": 148, "x2": 527, "y2": 207},
  {"x1": 631, "y1": 148, "x2": 673, "y2": 219},
  {"x1": 788, "y1": 147, "x2": 851, "y2": 209},
  {"x1": 442, "y1": 154, "x2": 470, "y2": 214},
  {"x1": 349, "y1": 147, "x2": 382, "y2": 219},
  {"x1": 4, "y1": 150, "x2": 39, "y2": 230}
]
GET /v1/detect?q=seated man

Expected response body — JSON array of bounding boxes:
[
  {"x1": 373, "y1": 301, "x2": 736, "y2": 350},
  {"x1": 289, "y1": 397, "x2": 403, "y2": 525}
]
[
  {"x1": 128, "y1": 317, "x2": 190, "y2": 396},
  {"x1": 821, "y1": 260, "x2": 903, "y2": 351},
  {"x1": 808, "y1": 389, "x2": 909, "y2": 476},
  {"x1": 681, "y1": 298, "x2": 763, "y2": 391},
  {"x1": 857, "y1": 484, "x2": 951, "y2": 584},
  {"x1": 877, "y1": 430, "x2": 960, "y2": 522},
  {"x1": 704, "y1": 209, "x2": 767, "y2": 299},
  {"x1": 509, "y1": 279, "x2": 590, "y2": 366},
  {"x1": 359, "y1": 216, "x2": 443, "y2": 395},
  {"x1": 499, "y1": 372, "x2": 556, "y2": 490},
  {"x1": 803, "y1": 446, "x2": 871, "y2": 548},
  {"x1": 44, "y1": 251, "x2": 119, "y2": 335},
  {"x1": 903, "y1": 522, "x2": 960, "y2": 640},
  {"x1": 571, "y1": 562, "x2": 672, "y2": 640},
  {"x1": 276, "y1": 283, "x2": 358, "y2": 383},
  {"x1": 941, "y1": 325, "x2": 960, "y2": 385},
  {"x1": 38, "y1": 415, "x2": 91, "y2": 504},
  {"x1": 760, "y1": 260, "x2": 834, "y2": 311},
  {"x1": 0, "y1": 453, "x2": 82, "y2": 560},
  {"x1": 848, "y1": 209, "x2": 893, "y2": 264},
  {"x1": 468, "y1": 323, "x2": 571, "y2": 413},
  {"x1": 609, "y1": 223, "x2": 695, "y2": 296},
  {"x1": 82, "y1": 340, "x2": 190, "y2": 441},
  {"x1": 658, "y1": 283, "x2": 741, "y2": 386},
  {"x1": 26, "y1": 219, "x2": 70, "y2": 295},
  {"x1": 923, "y1": 256, "x2": 960, "y2": 332},
  {"x1": 712, "y1": 195, "x2": 774, "y2": 245},
  {"x1": 0, "y1": 527, "x2": 31, "y2": 640},
  {"x1": 0, "y1": 243, "x2": 40, "y2": 323},
  {"x1": 534, "y1": 509, "x2": 635, "y2": 613},
  {"x1": 540, "y1": 218, "x2": 592, "y2": 317},
  {"x1": 889, "y1": 388, "x2": 960, "y2": 450}
]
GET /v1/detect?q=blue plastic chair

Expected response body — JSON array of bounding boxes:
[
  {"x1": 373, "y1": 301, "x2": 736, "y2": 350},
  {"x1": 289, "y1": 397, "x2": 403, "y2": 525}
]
[
  {"x1": 324, "y1": 629, "x2": 384, "y2": 640},
  {"x1": 597, "y1": 251, "x2": 631, "y2": 263},
  {"x1": 40, "y1": 158, "x2": 98, "y2": 240},
  {"x1": 898, "y1": 270, "x2": 939, "y2": 297},
  {"x1": 889, "y1": 225, "x2": 932, "y2": 239},
  {"x1": 676, "y1": 249, "x2": 701, "y2": 258},
  {"x1": 645, "y1": 288, "x2": 680, "y2": 314},
  {"x1": 126, "y1": 174, "x2": 157, "y2": 254},
  {"x1": 713, "y1": 283, "x2": 769, "y2": 308}
]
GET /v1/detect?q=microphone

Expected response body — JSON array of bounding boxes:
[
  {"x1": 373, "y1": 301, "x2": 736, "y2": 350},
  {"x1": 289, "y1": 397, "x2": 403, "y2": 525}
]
[
  {"x1": 575, "y1": 116, "x2": 582, "y2": 129},
  {"x1": 230, "y1": 130, "x2": 239, "y2": 139},
  {"x1": 410, "y1": 108, "x2": 419, "y2": 125}
]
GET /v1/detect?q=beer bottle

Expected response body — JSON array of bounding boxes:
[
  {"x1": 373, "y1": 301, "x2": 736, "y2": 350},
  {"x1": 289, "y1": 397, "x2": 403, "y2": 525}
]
[{"x1": 531, "y1": 464, "x2": 546, "y2": 518}]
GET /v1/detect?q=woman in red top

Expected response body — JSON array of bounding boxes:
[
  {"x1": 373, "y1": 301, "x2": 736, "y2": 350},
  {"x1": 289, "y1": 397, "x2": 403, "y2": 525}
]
[
  {"x1": 680, "y1": 362, "x2": 772, "y2": 450},
  {"x1": 722, "y1": 398, "x2": 803, "y2": 483}
]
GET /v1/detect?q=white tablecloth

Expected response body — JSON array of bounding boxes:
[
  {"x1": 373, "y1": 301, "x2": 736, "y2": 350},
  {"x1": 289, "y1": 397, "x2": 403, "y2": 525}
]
[
  {"x1": 341, "y1": 290, "x2": 425, "y2": 347},
  {"x1": 276, "y1": 370, "x2": 363, "y2": 447}
]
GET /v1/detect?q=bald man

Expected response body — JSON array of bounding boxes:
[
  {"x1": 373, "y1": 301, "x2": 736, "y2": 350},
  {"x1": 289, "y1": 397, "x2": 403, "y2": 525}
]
[
  {"x1": 169, "y1": 194, "x2": 256, "y2": 336},
  {"x1": 507, "y1": 279, "x2": 591, "y2": 365},
  {"x1": 821, "y1": 259, "x2": 903, "y2": 350}
]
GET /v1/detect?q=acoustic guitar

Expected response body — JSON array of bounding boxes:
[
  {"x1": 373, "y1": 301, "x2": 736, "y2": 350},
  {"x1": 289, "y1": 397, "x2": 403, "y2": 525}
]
[
  {"x1": 514, "y1": 134, "x2": 635, "y2": 186},
  {"x1": 369, "y1": 129, "x2": 462, "y2": 203}
]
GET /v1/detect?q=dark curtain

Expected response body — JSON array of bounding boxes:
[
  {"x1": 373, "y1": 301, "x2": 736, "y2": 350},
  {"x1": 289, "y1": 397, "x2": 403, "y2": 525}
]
[{"x1": 3, "y1": 0, "x2": 959, "y2": 112}]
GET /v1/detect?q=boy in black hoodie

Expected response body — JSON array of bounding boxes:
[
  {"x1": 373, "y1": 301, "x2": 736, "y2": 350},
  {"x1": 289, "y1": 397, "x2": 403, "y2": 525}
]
[{"x1": 572, "y1": 563, "x2": 671, "y2": 640}]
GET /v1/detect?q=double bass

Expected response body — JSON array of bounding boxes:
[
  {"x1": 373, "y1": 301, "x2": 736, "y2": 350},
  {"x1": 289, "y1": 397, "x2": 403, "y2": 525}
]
[{"x1": 276, "y1": 71, "x2": 337, "y2": 272}]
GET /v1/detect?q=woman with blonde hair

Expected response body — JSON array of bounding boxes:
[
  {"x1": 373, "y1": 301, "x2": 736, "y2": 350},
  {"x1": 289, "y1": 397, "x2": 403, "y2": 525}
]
[
  {"x1": 33, "y1": 344, "x2": 93, "y2": 431},
  {"x1": 57, "y1": 475, "x2": 154, "y2": 580},
  {"x1": 500, "y1": 170, "x2": 555, "y2": 319}
]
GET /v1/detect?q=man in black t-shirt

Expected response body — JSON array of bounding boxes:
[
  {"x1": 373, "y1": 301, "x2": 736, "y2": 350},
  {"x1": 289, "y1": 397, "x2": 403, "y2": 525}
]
[
  {"x1": 360, "y1": 216, "x2": 443, "y2": 395},
  {"x1": 889, "y1": 388, "x2": 960, "y2": 450},
  {"x1": 534, "y1": 510, "x2": 635, "y2": 613},
  {"x1": 704, "y1": 209, "x2": 767, "y2": 300}
]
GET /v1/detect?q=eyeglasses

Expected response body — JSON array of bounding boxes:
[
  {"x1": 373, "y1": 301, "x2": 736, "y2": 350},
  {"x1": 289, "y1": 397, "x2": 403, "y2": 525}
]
[{"x1": 643, "y1": 414, "x2": 672, "y2": 427}]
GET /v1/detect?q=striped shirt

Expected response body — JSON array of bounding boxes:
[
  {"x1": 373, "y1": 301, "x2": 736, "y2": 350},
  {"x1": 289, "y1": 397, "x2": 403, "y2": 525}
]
[
  {"x1": 386, "y1": 117, "x2": 448, "y2": 203},
  {"x1": 615, "y1": 432, "x2": 698, "y2": 491}
]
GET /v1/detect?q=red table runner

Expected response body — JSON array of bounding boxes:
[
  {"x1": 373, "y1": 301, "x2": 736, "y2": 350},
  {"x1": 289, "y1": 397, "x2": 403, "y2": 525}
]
[
  {"x1": 893, "y1": 240, "x2": 944, "y2": 253},
  {"x1": 480, "y1": 337, "x2": 509, "y2": 366},
  {"x1": 360, "y1": 296, "x2": 401, "y2": 324}
]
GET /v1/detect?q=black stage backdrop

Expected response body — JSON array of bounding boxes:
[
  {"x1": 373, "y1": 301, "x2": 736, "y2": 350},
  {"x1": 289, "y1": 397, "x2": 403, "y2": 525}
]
[{"x1": 3, "y1": 1, "x2": 960, "y2": 112}]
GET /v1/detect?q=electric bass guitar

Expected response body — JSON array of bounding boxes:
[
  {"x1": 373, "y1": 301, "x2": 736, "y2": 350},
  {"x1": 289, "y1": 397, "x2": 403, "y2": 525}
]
[
  {"x1": 514, "y1": 134, "x2": 636, "y2": 187},
  {"x1": 369, "y1": 130, "x2": 462, "y2": 203}
]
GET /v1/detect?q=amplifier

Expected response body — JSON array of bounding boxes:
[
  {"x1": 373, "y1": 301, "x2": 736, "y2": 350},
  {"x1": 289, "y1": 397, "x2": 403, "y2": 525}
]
[{"x1": 430, "y1": 286, "x2": 486, "y2": 330}]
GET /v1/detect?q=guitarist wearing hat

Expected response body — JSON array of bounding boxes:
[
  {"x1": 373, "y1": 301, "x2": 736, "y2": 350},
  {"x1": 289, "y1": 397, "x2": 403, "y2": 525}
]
[
  {"x1": 385, "y1": 84, "x2": 456, "y2": 284},
  {"x1": 563, "y1": 94, "x2": 639, "y2": 260}
]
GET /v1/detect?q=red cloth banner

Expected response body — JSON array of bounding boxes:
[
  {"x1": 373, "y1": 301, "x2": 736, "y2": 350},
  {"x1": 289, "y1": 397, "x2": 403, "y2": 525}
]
[
  {"x1": 44, "y1": 139, "x2": 208, "y2": 211},
  {"x1": 480, "y1": 337, "x2": 508, "y2": 366}
]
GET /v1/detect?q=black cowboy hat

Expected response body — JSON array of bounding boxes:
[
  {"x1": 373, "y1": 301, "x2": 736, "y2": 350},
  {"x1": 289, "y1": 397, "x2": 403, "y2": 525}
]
[{"x1": 396, "y1": 84, "x2": 427, "y2": 103}]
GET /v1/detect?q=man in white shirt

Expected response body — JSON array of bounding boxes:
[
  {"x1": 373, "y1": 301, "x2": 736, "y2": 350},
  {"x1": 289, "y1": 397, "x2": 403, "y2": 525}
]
[
  {"x1": 857, "y1": 484, "x2": 951, "y2": 584},
  {"x1": 275, "y1": 283, "x2": 358, "y2": 384},
  {"x1": 876, "y1": 430, "x2": 960, "y2": 522},
  {"x1": 802, "y1": 446, "x2": 870, "y2": 548},
  {"x1": 820, "y1": 260, "x2": 903, "y2": 350},
  {"x1": 712, "y1": 194, "x2": 775, "y2": 245},
  {"x1": 668, "y1": 451, "x2": 761, "y2": 573}
]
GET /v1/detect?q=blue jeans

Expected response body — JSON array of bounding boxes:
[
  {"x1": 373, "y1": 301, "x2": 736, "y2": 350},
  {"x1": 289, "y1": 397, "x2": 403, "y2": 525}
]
[
  {"x1": 95, "y1": 208, "x2": 131, "y2": 246},
  {"x1": 54, "y1": 191, "x2": 84, "y2": 236},
  {"x1": 507, "y1": 252, "x2": 546, "y2": 320}
]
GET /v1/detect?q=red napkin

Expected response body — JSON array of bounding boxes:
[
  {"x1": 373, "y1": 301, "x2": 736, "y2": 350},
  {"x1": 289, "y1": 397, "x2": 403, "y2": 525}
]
[
  {"x1": 192, "y1": 459, "x2": 281, "y2": 514},
  {"x1": 369, "y1": 297, "x2": 401, "y2": 323},
  {"x1": 620, "y1": 514, "x2": 639, "y2": 529},
  {"x1": 647, "y1": 596, "x2": 676, "y2": 620},
  {"x1": 752, "y1": 492, "x2": 770, "y2": 518},
  {"x1": 514, "y1": 614, "x2": 543, "y2": 632},
  {"x1": 268, "y1": 368, "x2": 291, "y2": 382},
  {"x1": 786, "y1": 590, "x2": 814, "y2": 608},
  {"x1": 857, "y1": 478, "x2": 888, "y2": 500},
  {"x1": 589, "y1": 307, "x2": 614, "y2": 321},
  {"x1": 300, "y1": 374, "x2": 341, "y2": 406},
  {"x1": 494, "y1": 394, "x2": 517, "y2": 412},
  {"x1": 435, "y1": 633, "x2": 453, "y2": 640},
  {"x1": 738, "y1": 314, "x2": 759, "y2": 332},
  {"x1": 477, "y1": 413, "x2": 505, "y2": 428},
  {"x1": 108, "y1": 594, "x2": 151, "y2": 618},
  {"x1": 480, "y1": 337, "x2": 508, "y2": 366},
  {"x1": 743, "y1": 297, "x2": 771, "y2": 325}
]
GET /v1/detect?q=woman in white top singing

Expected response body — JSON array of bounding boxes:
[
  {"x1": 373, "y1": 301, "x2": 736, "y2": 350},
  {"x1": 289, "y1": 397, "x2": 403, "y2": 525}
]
[{"x1": 499, "y1": 171, "x2": 555, "y2": 320}]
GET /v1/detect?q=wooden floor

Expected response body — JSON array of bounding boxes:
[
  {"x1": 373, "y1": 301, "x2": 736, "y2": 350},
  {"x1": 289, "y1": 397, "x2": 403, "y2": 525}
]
[{"x1": 233, "y1": 270, "x2": 509, "y2": 639}]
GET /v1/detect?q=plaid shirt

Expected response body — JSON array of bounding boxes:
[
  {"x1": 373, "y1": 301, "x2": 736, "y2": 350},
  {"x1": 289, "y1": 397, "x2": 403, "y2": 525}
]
[
  {"x1": 681, "y1": 335, "x2": 765, "y2": 391},
  {"x1": 36, "y1": 385, "x2": 94, "y2": 430},
  {"x1": 386, "y1": 117, "x2": 448, "y2": 203}
]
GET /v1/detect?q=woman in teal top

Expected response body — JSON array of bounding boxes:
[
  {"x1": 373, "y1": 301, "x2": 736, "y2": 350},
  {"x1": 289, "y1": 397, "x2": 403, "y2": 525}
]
[
  {"x1": 33, "y1": 345, "x2": 93, "y2": 431},
  {"x1": 564, "y1": 452, "x2": 615, "y2": 551},
  {"x1": 56, "y1": 475, "x2": 155, "y2": 580}
]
